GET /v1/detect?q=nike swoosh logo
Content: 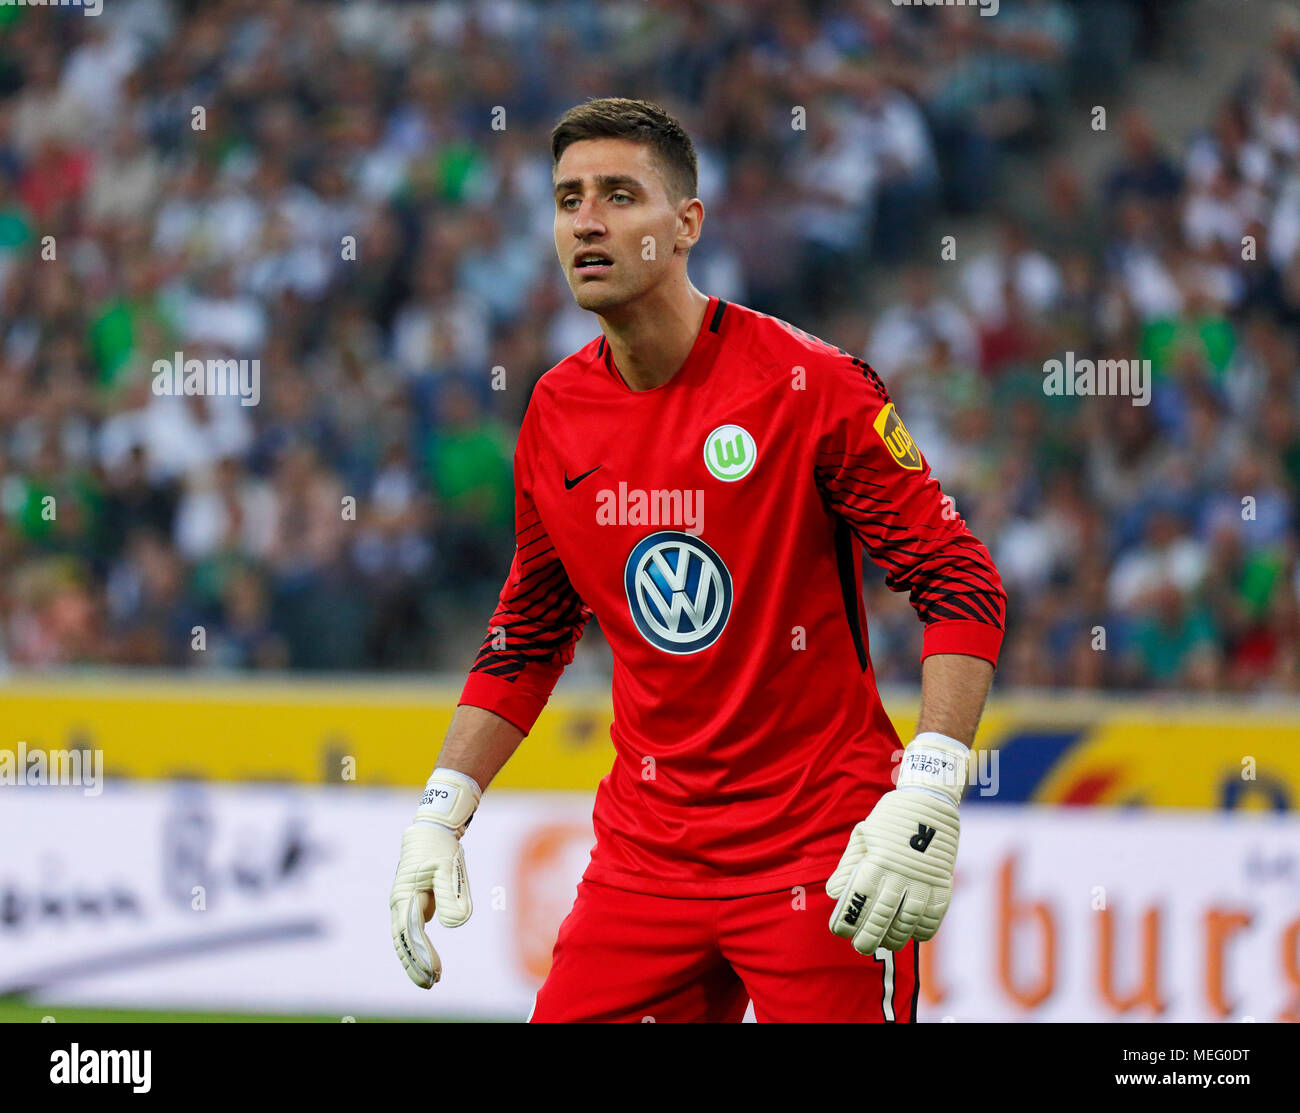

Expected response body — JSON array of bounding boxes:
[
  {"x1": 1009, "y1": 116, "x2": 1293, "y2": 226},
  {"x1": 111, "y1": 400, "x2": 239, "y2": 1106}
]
[{"x1": 564, "y1": 465, "x2": 602, "y2": 490}]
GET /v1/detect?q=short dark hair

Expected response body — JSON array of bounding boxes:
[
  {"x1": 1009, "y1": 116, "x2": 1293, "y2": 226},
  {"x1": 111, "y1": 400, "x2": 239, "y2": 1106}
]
[{"x1": 551, "y1": 97, "x2": 698, "y2": 204}]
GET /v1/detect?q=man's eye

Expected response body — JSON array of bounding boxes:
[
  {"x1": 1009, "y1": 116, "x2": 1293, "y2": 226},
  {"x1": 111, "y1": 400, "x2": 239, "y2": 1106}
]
[
  {"x1": 560, "y1": 197, "x2": 579, "y2": 210},
  {"x1": 611, "y1": 192, "x2": 632, "y2": 203}
]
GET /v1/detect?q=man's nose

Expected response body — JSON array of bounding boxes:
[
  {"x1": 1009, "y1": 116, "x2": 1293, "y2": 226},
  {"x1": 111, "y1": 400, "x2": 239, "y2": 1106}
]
[{"x1": 571, "y1": 199, "x2": 606, "y2": 237}]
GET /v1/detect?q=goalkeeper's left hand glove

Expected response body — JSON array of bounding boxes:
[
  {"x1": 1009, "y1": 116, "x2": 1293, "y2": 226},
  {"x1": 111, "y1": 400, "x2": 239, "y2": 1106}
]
[
  {"x1": 827, "y1": 733, "x2": 970, "y2": 954},
  {"x1": 389, "y1": 768, "x2": 481, "y2": 989}
]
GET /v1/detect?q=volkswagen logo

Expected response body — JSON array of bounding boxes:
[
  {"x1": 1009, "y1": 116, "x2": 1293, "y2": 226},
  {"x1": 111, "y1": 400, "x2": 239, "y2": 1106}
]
[{"x1": 624, "y1": 531, "x2": 732, "y2": 654}]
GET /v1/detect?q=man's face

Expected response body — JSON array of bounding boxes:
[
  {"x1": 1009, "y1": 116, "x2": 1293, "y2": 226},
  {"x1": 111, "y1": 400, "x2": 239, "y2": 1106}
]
[{"x1": 553, "y1": 138, "x2": 686, "y2": 313}]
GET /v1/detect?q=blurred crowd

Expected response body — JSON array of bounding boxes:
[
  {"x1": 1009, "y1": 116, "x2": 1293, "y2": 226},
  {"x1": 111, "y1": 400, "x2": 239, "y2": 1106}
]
[{"x1": 0, "y1": 0, "x2": 1296, "y2": 693}]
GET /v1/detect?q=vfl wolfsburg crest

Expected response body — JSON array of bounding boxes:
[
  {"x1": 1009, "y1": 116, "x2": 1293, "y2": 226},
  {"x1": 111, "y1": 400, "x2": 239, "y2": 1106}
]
[
  {"x1": 872, "y1": 404, "x2": 922, "y2": 470},
  {"x1": 703, "y1": 424, "x2": 756, "y2": 481}
]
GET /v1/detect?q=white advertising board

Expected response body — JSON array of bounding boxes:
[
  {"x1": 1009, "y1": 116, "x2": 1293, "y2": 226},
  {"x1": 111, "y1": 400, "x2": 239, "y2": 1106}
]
[
  {"x1": 0, "y1": 782, "x2": 592, "y2": 1019},
  {"x1": 1, "y1": 784, "x2": 1296, "y2": 1021}
]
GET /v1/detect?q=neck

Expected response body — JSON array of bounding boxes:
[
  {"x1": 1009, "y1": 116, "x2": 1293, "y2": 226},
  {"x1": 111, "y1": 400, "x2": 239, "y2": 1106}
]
[{"x1": 598, "y1": 276, "x2": 710, "y2": 392}]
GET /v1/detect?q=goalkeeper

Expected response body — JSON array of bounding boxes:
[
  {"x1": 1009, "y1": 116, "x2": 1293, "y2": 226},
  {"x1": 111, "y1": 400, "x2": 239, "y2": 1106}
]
[{"x1": 390, "y1": 97, "x2": 1006, "y2": 1022}]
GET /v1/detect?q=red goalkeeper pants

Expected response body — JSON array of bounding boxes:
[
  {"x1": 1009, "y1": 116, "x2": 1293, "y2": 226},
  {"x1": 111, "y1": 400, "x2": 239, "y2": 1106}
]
[{"x1": 529, "y1": 877, "x2": 919, "y2": 1023}]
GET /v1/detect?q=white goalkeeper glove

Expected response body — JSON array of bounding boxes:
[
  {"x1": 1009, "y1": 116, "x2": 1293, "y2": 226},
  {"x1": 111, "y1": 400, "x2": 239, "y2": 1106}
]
[
  {"x1": 827, "y1": 733, "x2": 970, "y2": 954},
  {"x1": 389, "y1": 768, "x2": 481, "y2": 988}
]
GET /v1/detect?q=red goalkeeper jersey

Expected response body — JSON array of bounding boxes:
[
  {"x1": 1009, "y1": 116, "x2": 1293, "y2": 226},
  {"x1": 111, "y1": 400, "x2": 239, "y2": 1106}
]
[{"x1": 459, "y1": 296, "x2": 1007, "y2": 897}]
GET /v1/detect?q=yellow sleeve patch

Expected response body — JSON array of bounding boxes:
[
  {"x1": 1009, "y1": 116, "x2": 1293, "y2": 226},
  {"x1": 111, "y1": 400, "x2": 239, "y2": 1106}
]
[{"x1": 872, "y1": 403, "x2": 922, "y2": 470}]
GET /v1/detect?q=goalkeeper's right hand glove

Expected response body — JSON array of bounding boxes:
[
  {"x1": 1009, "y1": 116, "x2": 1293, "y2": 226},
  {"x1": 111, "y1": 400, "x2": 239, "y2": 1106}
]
[
  {"x1": 826, "y1": 733, "x2": 968, "y2": 954},
  {"x1": 389, "y1": 768, "x2": 481, "y2": 989}
]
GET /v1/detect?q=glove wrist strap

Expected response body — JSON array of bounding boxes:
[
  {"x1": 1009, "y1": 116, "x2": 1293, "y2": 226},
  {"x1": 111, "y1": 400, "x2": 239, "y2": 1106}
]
[
  {"x1": 414, "y1": 767, "x2": 482, "y2": 836},
  {"x1": 897, "y1": 732, "x2": 970, "y2": 807}
]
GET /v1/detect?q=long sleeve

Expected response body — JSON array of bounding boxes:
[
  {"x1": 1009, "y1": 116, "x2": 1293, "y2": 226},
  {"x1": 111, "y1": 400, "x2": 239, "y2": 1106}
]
[
  {"x1": 458, "y1": 409, "x2": 593, "y2": 734},
  {"x1": 811, "y1": 353, "x2": 1007, "y2": 665}
]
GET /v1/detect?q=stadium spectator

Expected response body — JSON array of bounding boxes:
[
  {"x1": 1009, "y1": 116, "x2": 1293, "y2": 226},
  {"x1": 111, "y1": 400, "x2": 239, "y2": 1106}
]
[{"x1": 0, "y1": 0, "x2": 1291, "y2": 691}]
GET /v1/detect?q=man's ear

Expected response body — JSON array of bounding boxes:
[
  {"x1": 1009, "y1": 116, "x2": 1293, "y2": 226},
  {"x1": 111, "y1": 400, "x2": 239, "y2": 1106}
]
[{"x1": 675, "y1": 197, "x2": 704, "y2": 254}]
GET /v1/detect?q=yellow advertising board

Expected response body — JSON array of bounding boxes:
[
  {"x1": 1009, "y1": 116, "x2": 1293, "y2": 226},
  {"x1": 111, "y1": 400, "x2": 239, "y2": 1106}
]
[{"x1": 2, "y1": 676, "x2": 1298, "y2": 810}]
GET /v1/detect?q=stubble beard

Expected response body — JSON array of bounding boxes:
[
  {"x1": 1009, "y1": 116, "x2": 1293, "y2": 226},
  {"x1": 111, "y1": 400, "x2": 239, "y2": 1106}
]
[{"x1": 573, "y1": 278, "x2": 630, "y2": 315}]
